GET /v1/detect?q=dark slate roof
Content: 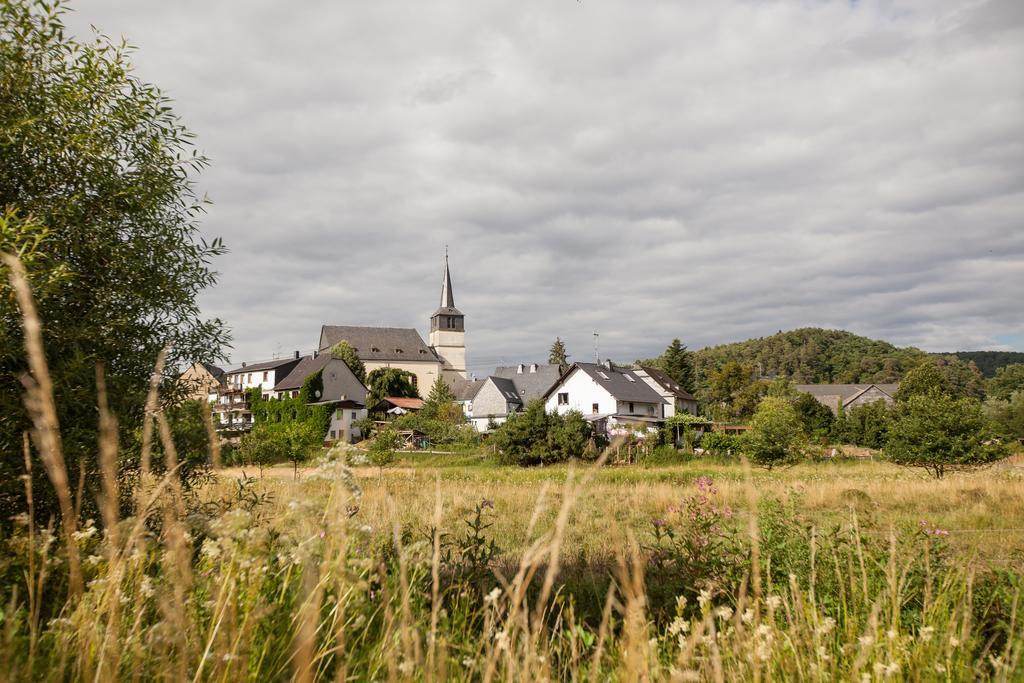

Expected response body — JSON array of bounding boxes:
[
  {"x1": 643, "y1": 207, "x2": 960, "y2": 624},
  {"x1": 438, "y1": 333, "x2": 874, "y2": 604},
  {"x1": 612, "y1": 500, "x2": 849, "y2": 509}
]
[
  {"x1": 319, "y1": 325, "x2": 438, "y2": 362},
  {"x1": 795, "y1": 383, "x2": 899, "y2": 401},
  {"x1": 493, "y1": 364, "x2": 563, "y2": 403},
  {"x1": 201, "y1": 363, "x2": 226, "y2": 380},
  {"x1": 274, "y1": 353, "x2": 332, "y2": 392},
  {"x1": 225, "y1": 357, "x2": 301, "y2": 375},
  {"x1": 638, "y1": 366, "x2": 696, "y2": 401},
  {"x1": 320, "y1": 358, "x2": 367, "y2": 405},
  {"x1": 452, "y1": 377, "x2": 485, "y2": 402},
  {"x1": 433, "y1": 255, "x2": 463, "y2": 316},
  {"x1": 571, "y1": 363, "x2": 665, "y2": 403},
  {"x1": 489, "y1": 376, "x2": 523, "y2": 405}
]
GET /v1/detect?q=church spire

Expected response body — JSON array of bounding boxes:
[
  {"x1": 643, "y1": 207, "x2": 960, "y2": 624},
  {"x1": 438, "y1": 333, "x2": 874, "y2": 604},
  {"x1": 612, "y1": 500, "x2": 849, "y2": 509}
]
[{"x1": 440, "y1": 249, "x2": 455, "y2": 309}]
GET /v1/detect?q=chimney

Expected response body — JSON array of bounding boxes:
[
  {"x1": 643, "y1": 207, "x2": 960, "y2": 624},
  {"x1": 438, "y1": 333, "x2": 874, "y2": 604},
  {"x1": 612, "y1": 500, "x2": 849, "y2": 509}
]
[
  {"x1": 241, "y1": 362, "x2": 246, "y2": 368},
  {"x1": 517, "y1": 364, "x2": 524, "y2": 374},
  {"x1": 530, "y1": 363, "x2": 538, "y2": 373},
  {"x1": 294, "y1": 350, "x2": 300, "y2": 359},
  {"x1": 603, "y1": 359, "x2": 613, "y2": 371}
]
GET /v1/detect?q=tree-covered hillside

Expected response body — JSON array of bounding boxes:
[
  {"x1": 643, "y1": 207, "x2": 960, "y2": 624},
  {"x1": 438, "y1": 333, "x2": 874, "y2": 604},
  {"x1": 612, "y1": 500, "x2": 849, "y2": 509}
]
[
  {"x1": 944, "y1": 351, "x2": 1024, "y2": 378},
  {"x1": 691, "y1": 328, "x2": 930, "y2": 385}
]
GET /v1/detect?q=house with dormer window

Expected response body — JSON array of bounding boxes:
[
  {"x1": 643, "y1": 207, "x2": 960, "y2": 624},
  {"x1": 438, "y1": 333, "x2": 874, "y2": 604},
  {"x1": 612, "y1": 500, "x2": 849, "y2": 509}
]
[{"x1": 542, "y1": 361, "x2": 667, "y2": 436}]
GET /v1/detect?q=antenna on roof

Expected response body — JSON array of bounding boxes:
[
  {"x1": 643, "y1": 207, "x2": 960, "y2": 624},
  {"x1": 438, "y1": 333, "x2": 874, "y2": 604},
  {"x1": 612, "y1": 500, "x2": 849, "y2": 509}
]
[{"x1": 593, "y1": 332, "x2": 600, "y2": 364}]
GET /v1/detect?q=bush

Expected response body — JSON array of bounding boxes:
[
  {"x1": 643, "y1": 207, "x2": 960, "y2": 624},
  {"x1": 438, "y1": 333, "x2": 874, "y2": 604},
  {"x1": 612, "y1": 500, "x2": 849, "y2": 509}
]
[
  {"x1": 492, "y1": 402, "x2": 593, "y2": 466},
  {"x1": 698, "y1": 431, "x2": 742, "y2": 456}
]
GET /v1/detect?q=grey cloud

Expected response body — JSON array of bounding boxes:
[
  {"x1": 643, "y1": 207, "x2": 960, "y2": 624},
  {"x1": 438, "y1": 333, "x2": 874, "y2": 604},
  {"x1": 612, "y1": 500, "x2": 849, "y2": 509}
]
[{"x1": 64, "y1": 0, "x2": 1024, "y2": 376}]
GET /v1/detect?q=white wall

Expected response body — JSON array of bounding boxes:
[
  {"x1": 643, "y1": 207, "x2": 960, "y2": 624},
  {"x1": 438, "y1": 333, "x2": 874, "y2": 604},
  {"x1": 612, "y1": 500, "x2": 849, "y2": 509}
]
[
  {"x1": 328, "y1": 406, "x2": 368, "y2": 443},
  {"x1": 544, "y1": 368, "x2": 617, "y2": 416}
]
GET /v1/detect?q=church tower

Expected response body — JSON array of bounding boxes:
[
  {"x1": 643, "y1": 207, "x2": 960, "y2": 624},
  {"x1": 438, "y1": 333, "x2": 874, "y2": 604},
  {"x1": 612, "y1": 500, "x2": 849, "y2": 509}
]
[{"x1": 429, "y1": 253, "x2": 467, "y2": 380}]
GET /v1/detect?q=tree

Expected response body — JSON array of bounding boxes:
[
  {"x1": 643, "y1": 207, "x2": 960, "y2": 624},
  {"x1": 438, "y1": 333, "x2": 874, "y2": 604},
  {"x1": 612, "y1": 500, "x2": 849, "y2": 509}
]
[
  {"x1": 492, "y1": 401, "x2": 552, "y2": 466},
  {"x1": 661, "y1": 339, "x2": 695, "y2": 392},
  {"x1": 330, "y1": 341, "x2": 366, "y2": 384},
  {"x1": 886, "y1": 393, "x2": 1008, "y2": 478},
  {"x1": 1, "y1": 1, "x2": 228, "y2": 524},
  {"x1": 743, "y1": 397, "x2": 806, "y2": 470},
  {"x1": 367, "y1": 426, "x2": 399, "y2": 475},
  {"x1": 843, "y1": 401, "x2": 891, "y2": 449},
  {"x1": 549, "y1": 337, "x2": 570, "y2": 374},
  {"x1": 420, "y1": 375, "x2": 457, "y2": 420},
  {"x1": 988, "y1": 364, "x2": 1024, "y2": 402},
  {"x1": 895, "y1": 362, "x2": 948, "y2": 402},
  {"x1": 985, "y1": 392, "x2": 1024, "y2": 442},
  {"x1": 792, "y1": 393, "x2": 834, "y2": 441},
  {"x1": 546, "y1": 410, "x2": 592, "y2": 461},
  {"x1": 280, "y1": 421, "x2": 322, "y2": 479},
  {"x1": 237, "y1": 427, "x2": 285, "y2": 476},
  {"x1": 365, "y1": 366, "x2": 418, "y2": 408}
]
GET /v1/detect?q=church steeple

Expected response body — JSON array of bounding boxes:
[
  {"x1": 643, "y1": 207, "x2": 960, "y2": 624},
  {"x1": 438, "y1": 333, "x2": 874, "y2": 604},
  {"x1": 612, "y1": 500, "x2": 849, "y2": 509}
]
[
  {"x1": 429, "y1": 251, "x2": 467, "y2": 379},
  {"x1": 439, "y1": 252, "x2": 456, "y2": 311}
]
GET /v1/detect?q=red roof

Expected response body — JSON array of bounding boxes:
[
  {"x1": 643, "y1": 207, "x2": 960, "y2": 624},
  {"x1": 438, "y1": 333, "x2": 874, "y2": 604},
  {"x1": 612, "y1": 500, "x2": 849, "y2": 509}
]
[{"x1": 385, "y1": 397, "x2": 424, "y2": 410}]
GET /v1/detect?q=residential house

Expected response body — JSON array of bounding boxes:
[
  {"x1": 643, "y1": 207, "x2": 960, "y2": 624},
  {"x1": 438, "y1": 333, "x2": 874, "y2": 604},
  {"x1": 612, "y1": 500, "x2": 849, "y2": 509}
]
[
  {"x1": 317, "y1": 255, "x2": 468, "y2": 392},
  {"x1": 370, "y1": 396, "x2": 425, "y2": 419},
  {"x1": 462, "y1": 363, "x2": 563, "y2": 432},
  {"x1": 310, "y1": 358, "x2": 369, "y2": 443},
  {"x1": 214, "y1": 353, "x2": 303, "y2": 432},
  {"x1": 543, "y1": 361, "x2": 666, "y2": 437},
  {"x1": 634, "y1": 366, "x2": 698, "y2": 417},
  {"x1": 178, "y1": 362, "x2": 225, "y2": 401},
  {"x1": 795, "y1": 383, "x2": 900, "y2": 415},
  {"x1": 271, "y1": 352, "x2": 332, "y2": 400}
]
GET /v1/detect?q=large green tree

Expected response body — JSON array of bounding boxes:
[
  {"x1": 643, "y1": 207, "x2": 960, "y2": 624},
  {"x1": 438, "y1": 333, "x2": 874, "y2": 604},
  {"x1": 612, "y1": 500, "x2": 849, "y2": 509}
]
[
  {"x1": 886, "y1": 393, "x2": 1008, "y2": 478},
  {"x1": 987, "y1": 364, "x2": 1024, "y2": 402},
  {"x1": 660, "y1": 338, "x2": 695, "y2": 392},
  {"x1": 894, "y1": 362, "x2": 947, "y2": 402},
  {"x1": 743, "y1": 397, "x2": 806, "y2": 470},
  {"x1": 365, "y1": 366, "x2": 418, "y2": 407},
  {"x1": 1, "y1": 1, "x2": 228, "y2": 522}
]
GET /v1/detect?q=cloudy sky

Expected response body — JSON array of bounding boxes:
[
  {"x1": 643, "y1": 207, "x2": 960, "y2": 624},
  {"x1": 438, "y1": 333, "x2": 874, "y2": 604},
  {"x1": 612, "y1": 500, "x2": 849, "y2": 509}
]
[{"x1": 66, "y1": 0, "x2": 1024, "y2": 377}]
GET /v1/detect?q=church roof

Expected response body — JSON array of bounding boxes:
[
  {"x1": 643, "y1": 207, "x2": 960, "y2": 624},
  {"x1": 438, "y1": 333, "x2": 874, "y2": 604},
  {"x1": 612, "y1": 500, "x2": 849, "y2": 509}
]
[
  {"x1": 318, "y1": 325, "x2": 439, "y2": 362},
  {"x1": 433, "y1": 254, "x2": 463, "y2": 317}
]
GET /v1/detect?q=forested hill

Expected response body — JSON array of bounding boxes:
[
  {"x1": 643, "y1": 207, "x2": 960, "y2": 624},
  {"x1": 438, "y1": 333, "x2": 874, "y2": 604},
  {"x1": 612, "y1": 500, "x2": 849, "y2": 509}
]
[
  {"x1": 691, "y1": 328, "x2": 932, "y2": 384},
  {"x1": 944, "y1": 351, "x2": 1024, "y2": 377}
]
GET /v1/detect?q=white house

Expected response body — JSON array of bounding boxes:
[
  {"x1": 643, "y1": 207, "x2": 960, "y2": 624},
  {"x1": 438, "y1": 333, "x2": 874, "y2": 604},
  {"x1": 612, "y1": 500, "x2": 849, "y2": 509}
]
[
  {"x1": 213, "y1": 353, "x2": 303, "y2": 431},
  {"x1": 542, "y1": 361, "x2": 666, "y2": 436},
  {"x1": 461, "y1": 363, "x2": 563, "y2": 432},
  {"x1": 633, "y1": 366, "x2": 698, "y2": 417}
]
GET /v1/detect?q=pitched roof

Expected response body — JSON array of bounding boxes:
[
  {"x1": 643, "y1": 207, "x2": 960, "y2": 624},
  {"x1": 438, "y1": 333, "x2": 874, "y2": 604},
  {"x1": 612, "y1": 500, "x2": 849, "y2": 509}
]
[
  {"x1": 225, "y1": 357, "x2": 301, "y2": 375},
  {"x1": 452, "y1": 376, "x2": 485, "y2": 402},
  {"x1": 637, "y1": 366, "x2": 696, "y2": 401},
  {"x1": 795, "y1": 383, "x2": 899, "y2": 402},
  {"x1": 489, "y1": 376, "x2": 523, "y2": 405},
  {"x1": 493, "y1": 363, "x2": 563, "y2": 403},
  {"x1": 381, "y1": 397, "x2": 424, "y2": 410},
  {"x1": 201, "y1": 363, "x2": 226, "y2": 380},
  {"x1": 552, "y1": 363, "x2": 665, "y2": 403},
  {"x1": 320, "y1": 358, "x2": 367, "y2": 405},
  {"x1": 273, "y1": 353, "x2": 332, "y2": 392},
  {"x1": 319, "y1": 325, "x2": 439, "y2": 362},
  {"x1": 433, "y1": 254, "x2": 463, "y2": 316}
]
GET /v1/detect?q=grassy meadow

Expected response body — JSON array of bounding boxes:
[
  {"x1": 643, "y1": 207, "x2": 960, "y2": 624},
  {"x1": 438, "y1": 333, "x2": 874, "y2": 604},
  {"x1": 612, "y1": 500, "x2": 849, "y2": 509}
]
[{"x1": 3, "y1": 447, "x2": 1022, "y2": 681}]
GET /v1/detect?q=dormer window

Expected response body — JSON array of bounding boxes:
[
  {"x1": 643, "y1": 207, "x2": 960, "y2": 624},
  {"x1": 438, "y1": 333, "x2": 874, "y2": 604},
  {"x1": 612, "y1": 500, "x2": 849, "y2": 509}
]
[
  {"x1": 395, "y1": 348, "x2": 403, "y2": 354},
  {"x1": 371, "y1": 346, "x2": 380, "y2": 353},
  {"x1": 625, "y1": 375, "x2": 635, "y2": 382},
  {"x1": 598, "y1": 371, "x2": 610, "y2": 380}
]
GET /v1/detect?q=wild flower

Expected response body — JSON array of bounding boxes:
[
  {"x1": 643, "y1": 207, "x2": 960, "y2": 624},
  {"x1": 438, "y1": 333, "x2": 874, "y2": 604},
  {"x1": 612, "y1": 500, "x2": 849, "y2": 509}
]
[
  {"x1": 858, "y1": 635, "x2": 874, "y2": 647},
  {"x1": 742, "y1": 608, "x2": 755, "y2": 625},
  {"x1": 949, "y1": 636, "x2": 961, "y2": 647},
  {"x1": 714, "y1": 606, "x2": 733, "y2": 621},
  {"x1": 919, "y1": 625, "x2": 935, "y2": 642},
  {"x1": 668, "y1": 616, "x2": 690, "y2": 636},
  {"x1": 766, "y1": 595, "x2": 782, "y2": 610},
  {"x1": 816, "y1": 616, "x2": 836, "y2": 636},
  {"x1": 484, "y1": 587, "x2": 502, "y2": 605},
  {"x1": 698, "y1": 589, "x2": 713, "y2": 610}
]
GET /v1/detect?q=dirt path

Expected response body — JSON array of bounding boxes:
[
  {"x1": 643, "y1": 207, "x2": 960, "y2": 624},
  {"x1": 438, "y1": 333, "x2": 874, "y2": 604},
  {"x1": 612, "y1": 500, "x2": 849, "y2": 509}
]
[{"x1": 216, "y1": 465, "x2": 421, "y2": 480}]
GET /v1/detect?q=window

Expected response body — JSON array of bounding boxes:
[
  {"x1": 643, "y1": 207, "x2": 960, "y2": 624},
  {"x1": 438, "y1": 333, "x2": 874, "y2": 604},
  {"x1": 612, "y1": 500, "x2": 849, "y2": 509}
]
[
  {"x1": 262, "y1": 371, "x2": 268, "y2": 381},
  {"x1": 597, "y1": 371, "x2": 610, "y2": 380},
  {"x1": 557, "y1": 392, "x2": 569, "y2": 405},
  {"x1": 629, "y1": 402, "x2": 635, "y2": 413},
  {"x1": 592, "y1": 403, "x2": 599, "y2": 414},
  {"x1": 351, "y1": 411, "x2": 357, "y2": 419},
  {"x1": 330, "y1": 430, "x2": 336, "y2": 440},
  {"x1": 292, "y1": 390, "x2": 299, "y2": 398},
  {"x1": 410, "y1": 375, "x2": 418, "y2": 387},
  {"x1": 246, "y1": 373, "x2": 252, "y2": 383},
  {"x1": 625, "y1": 375, "x2": 635, "y2": 382}
]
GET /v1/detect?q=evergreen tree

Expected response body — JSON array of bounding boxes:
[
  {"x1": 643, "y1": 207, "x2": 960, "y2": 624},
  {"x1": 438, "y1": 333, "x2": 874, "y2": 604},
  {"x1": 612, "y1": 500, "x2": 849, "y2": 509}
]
[
  {"x1": 987, "y1": 364, "x2": 1024, "y2": 401},
  {"x1": 330, "y1": 340, "x2": 366, "y2": 384},
  {"x1": 661, "y1": 339, "x2": 695, "y2": 391},
  {"x1": 549, "y1": 337, "x2": 570, "y2": 374}
]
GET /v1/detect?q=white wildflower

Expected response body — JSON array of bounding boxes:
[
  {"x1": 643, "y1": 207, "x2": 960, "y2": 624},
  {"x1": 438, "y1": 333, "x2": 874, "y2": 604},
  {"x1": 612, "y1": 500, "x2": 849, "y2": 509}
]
[
  {"x1": 398, "y1": 660, "x2": 415, "y2": 675},
  {"x1": 484, "y1": 587, "x2": 502, "y2": 605},
  {"x1": 494, "y1": 630, "x2": 510, "y2": 652},
  {"x1": 766, "y1": 595, "x2": 782, "y2": 610},
  {"x1": 886, "y1": 628, "x2": 897, "y2": 641},
  {"x1": 816, "y1": 646, "x2": 830, "y2": 661},
  {"x1": 919, "y1": 626, "x2": 935, "y2": 642},
  {"x1": 140, "y1": 576, "x2": 155, "y2": 598},
  {"x1": 816, "y1": 616, "x2": 836, "y2": 636},
  {"x1": 714, "y1": 606, "x2": 733, "y2": 621},
  {"x1": 462, "y1": 657, "x2": 474, "y2": 668},
  {"x1": 741, "y1": 608, "x2": 755, "y2": 625},
  {"x1": 675, "y1": 595, "x2": 688, "y2": 613},
  {"x1": 949, "y1": 636, "x2": 961, "y2": 647},
  {"x1": 697, "y1": 589, "x2": 712, "y2": 610},
  {"x1": 934, "y1": 663, "x2": 946, "y2": 674},
  {"x1": 858, "y1": 634, "x2": 874, "y2": 647},
  {"x1": 668, "y1": 617, "x2": 690, "y2": 636}
]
